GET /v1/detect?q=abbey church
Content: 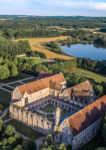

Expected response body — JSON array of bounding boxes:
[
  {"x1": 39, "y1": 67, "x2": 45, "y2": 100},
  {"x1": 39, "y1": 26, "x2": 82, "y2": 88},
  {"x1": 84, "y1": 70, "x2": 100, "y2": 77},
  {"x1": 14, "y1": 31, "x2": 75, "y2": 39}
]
[{"x1": 9, "y1": 72, "x2": 106, "y2": 149}]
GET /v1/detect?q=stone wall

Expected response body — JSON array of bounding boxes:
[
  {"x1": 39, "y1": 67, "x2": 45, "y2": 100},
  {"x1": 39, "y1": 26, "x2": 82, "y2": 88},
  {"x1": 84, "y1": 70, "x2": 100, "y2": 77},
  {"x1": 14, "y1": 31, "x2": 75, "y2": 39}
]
[
  {"x1": 72, "y1": 119, "x2": 101, "y2": 149},
  {"x1": 9, "y1": 103, "x2": 53, "y2": 135}
]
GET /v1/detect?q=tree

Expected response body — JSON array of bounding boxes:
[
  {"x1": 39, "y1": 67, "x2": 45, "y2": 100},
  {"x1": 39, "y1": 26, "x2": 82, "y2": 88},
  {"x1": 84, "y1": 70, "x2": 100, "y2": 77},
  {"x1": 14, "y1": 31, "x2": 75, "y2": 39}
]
[
  {"x1": 10, "y1": 64, "x2": 18, "y2": 77},
  {"x1": 0, "y1": 120, "x2": 3, "y2": 132},
  {"x1": 0, "y1": 65, "x2": 10, "y2": 80},
  {"x1": 58, "y1": 143, "x2": 66, "y2": 150},
  {"x1": 4, "y1": 125, "x2": 15, "y2": 137},
  {"x1": 94, "y1": 85, "x2": 103, "y2": 97}
]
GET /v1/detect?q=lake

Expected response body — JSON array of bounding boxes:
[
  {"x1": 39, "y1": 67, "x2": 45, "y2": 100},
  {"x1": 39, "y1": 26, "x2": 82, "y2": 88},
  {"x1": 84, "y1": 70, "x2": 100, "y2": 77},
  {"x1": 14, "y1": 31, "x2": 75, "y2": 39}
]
[{"x1": 61, "y1": 44, "x2": 106, "y2": 61}]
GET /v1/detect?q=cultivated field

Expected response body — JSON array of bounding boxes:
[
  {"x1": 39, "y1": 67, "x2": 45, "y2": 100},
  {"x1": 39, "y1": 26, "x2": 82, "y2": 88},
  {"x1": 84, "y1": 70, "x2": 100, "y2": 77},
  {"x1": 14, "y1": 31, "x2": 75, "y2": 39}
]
[{"x1": 15, "y1": 36, "x2": 74, "y2": 60}]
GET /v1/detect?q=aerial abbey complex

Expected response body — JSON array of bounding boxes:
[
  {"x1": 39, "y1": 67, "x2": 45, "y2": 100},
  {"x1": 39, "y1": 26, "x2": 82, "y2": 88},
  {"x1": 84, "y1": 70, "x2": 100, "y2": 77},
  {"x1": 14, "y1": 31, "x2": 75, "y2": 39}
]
[{"x1": 9, "y1": 72, "x2": 106, "y2": 149}]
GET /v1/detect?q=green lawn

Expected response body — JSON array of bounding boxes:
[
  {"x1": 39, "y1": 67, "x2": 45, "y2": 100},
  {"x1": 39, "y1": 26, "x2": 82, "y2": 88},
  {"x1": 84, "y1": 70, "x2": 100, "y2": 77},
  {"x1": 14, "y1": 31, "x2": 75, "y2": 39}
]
[
  {"x1": 0, "y1": 89, "x2": 11, "y2": 107},
  {"x1": 10, "y1": 82, "x2": 23, "y2": 87},
  {"x1": 41, "y1": 104, "x2": 56, "y2": 113},
  {"x1": 61, "y1": 110, "x2": 69, "y2": 118},
  {"x1": 6, "y1": 120, "x2": 43, "y2": 140},
  {"x1": 0, "y1": 73, "x2": 31, "y2": 84},
  {"x1": 78, "y1": 135, "x2": 101, "y2": 150},
  {"x1": 23, "y1": 78, "x2": 36, "y2": 84},
  {"x1": 20, "y1": 56, "x2": 49, "y2": 64},
  {"x1": 77, "y1": 68, "x2": 106, "y2": 83},
  {"x1": 2, "y1": 111, "x2": 10, "y2": 121},
  {"x1": 2, "y1": 86, "x2": 13, "y2": 91}
]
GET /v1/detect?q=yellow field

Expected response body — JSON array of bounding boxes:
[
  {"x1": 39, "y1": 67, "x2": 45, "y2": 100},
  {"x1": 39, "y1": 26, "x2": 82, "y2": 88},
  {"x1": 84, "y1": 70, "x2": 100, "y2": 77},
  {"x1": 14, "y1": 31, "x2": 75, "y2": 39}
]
[{"x1": 15, "y1": 36, "x2": 74, "y2": 60}]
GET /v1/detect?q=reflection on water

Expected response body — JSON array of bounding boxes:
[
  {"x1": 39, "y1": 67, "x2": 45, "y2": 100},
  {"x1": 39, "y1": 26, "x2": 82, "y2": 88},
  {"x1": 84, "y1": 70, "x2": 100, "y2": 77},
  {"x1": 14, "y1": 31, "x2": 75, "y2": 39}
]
[{"x1": 61, "y1": 44, "x2": 106, "y2": 61}]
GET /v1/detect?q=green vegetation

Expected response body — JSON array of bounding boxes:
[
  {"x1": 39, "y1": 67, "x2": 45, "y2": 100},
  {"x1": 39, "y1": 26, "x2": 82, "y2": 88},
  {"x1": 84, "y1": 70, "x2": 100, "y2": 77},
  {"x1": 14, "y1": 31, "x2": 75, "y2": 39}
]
[
  {"x1": 0, "y1": 89, "x2": 11, "y2": 107},
  {"x1": 0, "y1": 104, "x2": 3, "y2": 116},
  {"x1": 6, "y1": 120, "x2": 43, "y2": 140},
  {"x1": 0, "y1": 38, "x2": 30, "y2": 59},
  {"x1": 76, "y1": 68, "x2": 106, "y2": 83},
  {"x1": 44, "y1": 41, "x2": 67, "y2": 55},
  {"x1": 77, "y1": 58, "x2": 106, "y2": 75},
  {"x1": 40, "y1": 134, "x2": 68, "y2": 150},
  {"x1": 41, "y1": 104, "x2": 56, "y2": 113},
  {"x1": 26, "y1": 50, "x2": 47, "y2": 58},
  {"x1": 0, "y1": 120, "x2": 36, "y2": 150}
]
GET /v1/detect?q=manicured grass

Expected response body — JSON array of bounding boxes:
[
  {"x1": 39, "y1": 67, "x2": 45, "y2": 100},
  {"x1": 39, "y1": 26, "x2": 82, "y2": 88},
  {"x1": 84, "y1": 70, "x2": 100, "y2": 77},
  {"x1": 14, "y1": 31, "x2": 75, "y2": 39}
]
[
  {"x1": 0, "y1": 89, "x2": 11, "y2": 107},
  {"x1": 41, "y1": 104, "x2": 56, "y2": 113},
  {"x1": 10, "y1": 82, "x2": 23, "y2": 87},
  {"x1": 2, "y1": 86, "x2": 13, "y2": 91},
  {"x1": 0, "y1": 73, "x2": 31, "y2": 84},
  {"x1": 61, "y1": 110, "x2": 69, "y2": 118},
  {"x1": 77, "y1": 68, "x2": 106, "y2": 83},
  {"x1": 6, "y1": 120, "x2": 43, "y2": 140},
  {"x1": 15, "y1": 37, "x2": 74, "y2": 60},
  {"x1": 2, "y1": 111, "x2": 10, "y2": 121},
  {"x1": 78, "y1": 135, "x2": 100, "y2": 150},
  {"x1": 23, "y1": 78, "x2": 36, "y2": 84}
]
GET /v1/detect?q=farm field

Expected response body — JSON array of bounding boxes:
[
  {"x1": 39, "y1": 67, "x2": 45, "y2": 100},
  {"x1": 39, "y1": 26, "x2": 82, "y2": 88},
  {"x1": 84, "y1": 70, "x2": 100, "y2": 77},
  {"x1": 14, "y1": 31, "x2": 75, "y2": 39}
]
[
  {"x1": 15, "y1": 36, "x2": 74, "y2": 60},
  {"x1": 77, "y1": 68, "x2": 106, "y2": 83}
]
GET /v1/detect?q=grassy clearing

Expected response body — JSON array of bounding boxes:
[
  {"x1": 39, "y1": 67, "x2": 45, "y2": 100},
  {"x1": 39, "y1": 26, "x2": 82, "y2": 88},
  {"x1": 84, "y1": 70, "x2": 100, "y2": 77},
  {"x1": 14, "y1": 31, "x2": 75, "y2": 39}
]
[
  {"x1": 15, "y1": 36, "x2": 74, "y2": 60},
  {"x1": 0, "y1": 89, "x2": 11, "y2": 107},
  {"x1": 19, "y1": 56, "x2": 50, "y2": 64},
  {"x1": 77, "y1": 68, "x2": 106, "y2": 83},
  {"x1": 6, "y1": 120, "x2": 43, "y2": 140},
  {"x1": 41, "y1": 104, "x2": 56, "y2": 113}
]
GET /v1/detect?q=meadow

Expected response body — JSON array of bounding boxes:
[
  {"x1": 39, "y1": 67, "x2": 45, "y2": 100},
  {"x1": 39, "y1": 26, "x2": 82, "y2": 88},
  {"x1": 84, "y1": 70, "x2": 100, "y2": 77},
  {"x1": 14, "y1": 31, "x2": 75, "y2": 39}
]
[{"x1": 15, "y1": 36, "x2": 74, "y2": 60}]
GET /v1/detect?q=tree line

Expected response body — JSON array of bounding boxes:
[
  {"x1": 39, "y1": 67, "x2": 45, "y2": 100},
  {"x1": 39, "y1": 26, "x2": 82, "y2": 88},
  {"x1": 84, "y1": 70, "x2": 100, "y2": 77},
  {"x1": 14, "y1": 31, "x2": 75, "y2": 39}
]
[
  {"x1": 0, "y1": 37, "x2": 30, "y2": 59},
  {"x1": 0, "y1": 120, "x2": 36, "y2": 150}
]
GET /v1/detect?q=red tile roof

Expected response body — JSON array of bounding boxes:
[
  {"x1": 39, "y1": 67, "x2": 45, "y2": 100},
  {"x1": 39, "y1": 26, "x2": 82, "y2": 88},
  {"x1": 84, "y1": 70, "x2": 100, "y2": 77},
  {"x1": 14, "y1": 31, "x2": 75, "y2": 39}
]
[
  {"x1": 17, "y1": 73, "x2": 66, "y2": 96},
  {"x1": 68, "y1": 80, "x2": 93, "y2": 96},
  {"x1": 68, "y1": 95, "x2": 106, "y2": 136},
  {"x1": 38, "y1": 71, "x2": 53, "y2": 79}
]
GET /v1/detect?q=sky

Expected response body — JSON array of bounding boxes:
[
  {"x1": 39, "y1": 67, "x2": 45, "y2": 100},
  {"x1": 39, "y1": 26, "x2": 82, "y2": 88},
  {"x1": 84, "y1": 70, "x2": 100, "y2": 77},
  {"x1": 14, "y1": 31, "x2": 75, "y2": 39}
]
[{"x1": 0, "y1": 0, "x2": 106, "y2": 16}]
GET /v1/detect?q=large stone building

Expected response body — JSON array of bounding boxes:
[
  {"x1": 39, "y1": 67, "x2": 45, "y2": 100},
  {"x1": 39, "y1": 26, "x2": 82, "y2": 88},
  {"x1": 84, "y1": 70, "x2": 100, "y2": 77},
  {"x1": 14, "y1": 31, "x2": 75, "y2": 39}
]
[{"x1": 9, "y1": 72, "x2": 106, "y2": 149}]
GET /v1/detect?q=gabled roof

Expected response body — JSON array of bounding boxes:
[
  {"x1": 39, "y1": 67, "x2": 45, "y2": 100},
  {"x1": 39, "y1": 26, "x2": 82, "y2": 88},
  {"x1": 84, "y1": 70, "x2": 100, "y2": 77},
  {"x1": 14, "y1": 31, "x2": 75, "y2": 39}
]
[
  {"x1": 17, "y1": 73, "x2": 66, "y2": 96},
  {"x1": 68, "y1": 80, "x2": 93, "y2": 96},
  {"x1": 68, "y1": 95, "x2": 106, "y2": 136},
  {"x1": 38, "y1": 71, "x2": 53, "y2": 79},
  {"x1": 49, "y1": 80, "x2": 62, "y2": 91}
]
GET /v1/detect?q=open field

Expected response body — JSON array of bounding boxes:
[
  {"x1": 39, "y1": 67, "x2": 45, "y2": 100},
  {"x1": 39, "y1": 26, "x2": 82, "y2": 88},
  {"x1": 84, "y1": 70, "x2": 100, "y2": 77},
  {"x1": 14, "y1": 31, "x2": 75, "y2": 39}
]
[
  {"x1": 0, "y1": 89, "x2": 11, "y2": 107},
  {"x1": 15, "y1": 36, "x2": 74, "y2": 60},
  {"x1": 6, "y1": 120, "x2": 43, "y2": 140},
  {"x1": 77, "y1": 68, "x2": 106, "y2": 83}
]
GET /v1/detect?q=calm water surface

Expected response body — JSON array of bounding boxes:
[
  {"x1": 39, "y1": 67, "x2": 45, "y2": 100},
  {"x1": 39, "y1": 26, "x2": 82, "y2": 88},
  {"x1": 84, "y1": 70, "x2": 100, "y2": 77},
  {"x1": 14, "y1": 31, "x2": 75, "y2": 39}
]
[{"x1": 61, "y1": 44, "x2": 106, "y2": 61}]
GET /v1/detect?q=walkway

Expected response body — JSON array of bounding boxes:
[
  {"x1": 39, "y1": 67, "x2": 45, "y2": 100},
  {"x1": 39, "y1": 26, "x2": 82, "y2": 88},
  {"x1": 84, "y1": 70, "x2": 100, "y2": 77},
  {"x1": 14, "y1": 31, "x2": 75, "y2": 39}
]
[
  {"x1": 0, "y1": 76, "x2": 36, "y2": 93},
  {"x1": 0, "y1": 108, "x2": 9, "y2": 120}
]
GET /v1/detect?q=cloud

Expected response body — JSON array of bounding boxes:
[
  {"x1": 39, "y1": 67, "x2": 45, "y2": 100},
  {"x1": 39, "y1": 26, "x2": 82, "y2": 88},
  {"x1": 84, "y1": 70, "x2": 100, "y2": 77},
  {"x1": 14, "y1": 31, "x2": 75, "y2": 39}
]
[
  {"x1": 90, "y1": 2, "x2": 106, "y2": 10},
  {"x1": 32, "y1": 0, "x2": 106, "y2": 10}
]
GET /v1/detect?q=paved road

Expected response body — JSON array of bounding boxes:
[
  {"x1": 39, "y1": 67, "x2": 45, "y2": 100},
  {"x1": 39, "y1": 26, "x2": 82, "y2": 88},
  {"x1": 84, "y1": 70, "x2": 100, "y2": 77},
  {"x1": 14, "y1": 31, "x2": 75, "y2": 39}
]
[{"x1": 0, "y1": 108, "x2": 9, "y2": 120}]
